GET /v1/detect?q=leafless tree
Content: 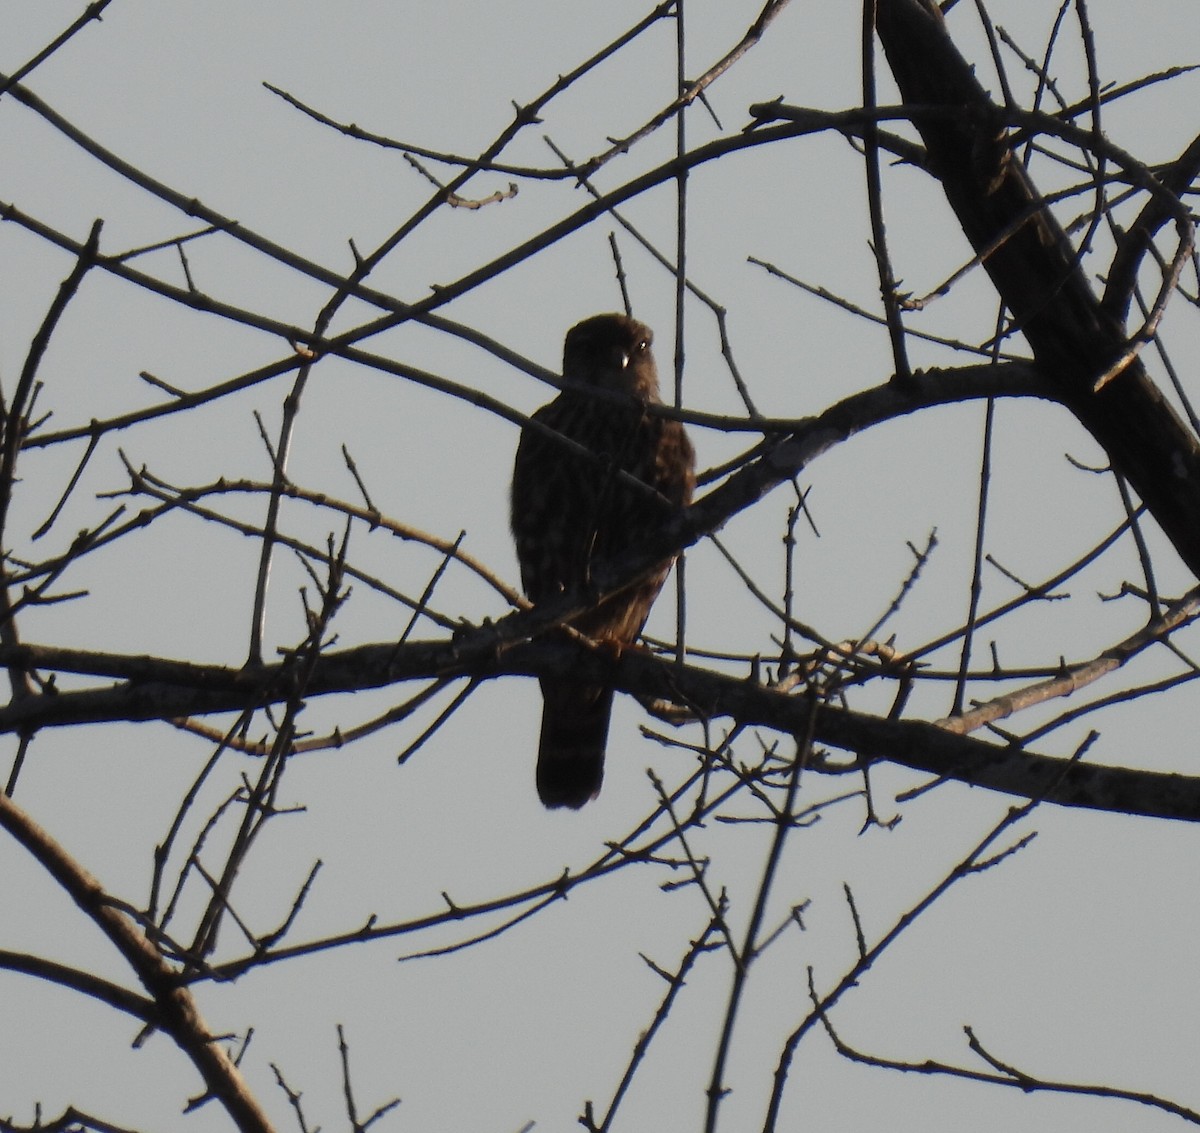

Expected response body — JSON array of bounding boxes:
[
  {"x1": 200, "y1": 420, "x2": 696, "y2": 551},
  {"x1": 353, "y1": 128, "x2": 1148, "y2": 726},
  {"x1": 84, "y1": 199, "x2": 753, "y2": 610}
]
[{"x1": 2, "y1": 1, "x2": 1199, "y2": 1130}]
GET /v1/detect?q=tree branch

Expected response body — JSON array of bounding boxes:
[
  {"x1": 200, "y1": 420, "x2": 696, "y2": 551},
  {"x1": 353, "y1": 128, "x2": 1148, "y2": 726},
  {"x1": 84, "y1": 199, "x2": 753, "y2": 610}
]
[{"x1": 874, "y1": 0, "x2": 1200, "y2": 577}]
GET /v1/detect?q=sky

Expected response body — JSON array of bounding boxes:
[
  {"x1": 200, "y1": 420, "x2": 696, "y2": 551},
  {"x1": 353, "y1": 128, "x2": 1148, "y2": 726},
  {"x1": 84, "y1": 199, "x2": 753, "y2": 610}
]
[{"x1": 2, "y1": 2, "x2": 1200, "y2": 1131}]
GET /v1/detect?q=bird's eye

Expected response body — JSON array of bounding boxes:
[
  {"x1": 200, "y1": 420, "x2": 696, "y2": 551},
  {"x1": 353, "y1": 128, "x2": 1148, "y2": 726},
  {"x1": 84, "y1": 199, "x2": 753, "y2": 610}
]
[{"x1": 635, "y1": 338, "x2": 649, "y2": 353}]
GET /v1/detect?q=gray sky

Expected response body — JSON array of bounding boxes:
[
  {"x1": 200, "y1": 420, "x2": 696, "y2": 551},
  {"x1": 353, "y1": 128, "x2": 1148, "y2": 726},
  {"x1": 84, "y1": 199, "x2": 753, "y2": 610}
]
[{"x1": 2, "y1": 2, "x2": 1200, "y2": 1130}]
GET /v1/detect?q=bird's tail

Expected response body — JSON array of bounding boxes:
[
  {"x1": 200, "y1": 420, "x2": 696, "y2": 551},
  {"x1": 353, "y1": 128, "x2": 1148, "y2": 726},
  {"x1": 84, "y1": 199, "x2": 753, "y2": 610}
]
[{"x1": 535, "y1": 679, "x2": 614, "y2": 808}]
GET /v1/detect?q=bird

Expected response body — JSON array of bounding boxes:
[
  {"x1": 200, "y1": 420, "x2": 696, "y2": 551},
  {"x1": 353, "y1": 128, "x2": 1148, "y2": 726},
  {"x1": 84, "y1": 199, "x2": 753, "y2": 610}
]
[{"x1": 511, "y1": 313, "x2": 695, "y2": 808}]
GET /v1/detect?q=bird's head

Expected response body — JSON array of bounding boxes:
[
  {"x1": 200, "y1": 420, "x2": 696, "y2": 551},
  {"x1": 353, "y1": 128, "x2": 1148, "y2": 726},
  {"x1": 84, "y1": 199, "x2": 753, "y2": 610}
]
[{"x1": 562, "y1": 313, "x2": 660, "y2": 401}]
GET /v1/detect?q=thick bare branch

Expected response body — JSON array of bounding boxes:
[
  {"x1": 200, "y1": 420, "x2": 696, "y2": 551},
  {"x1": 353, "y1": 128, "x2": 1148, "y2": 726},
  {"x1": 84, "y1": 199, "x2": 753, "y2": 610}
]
[
  {"x1": 874, "y1": 0, "x2": 1200, "y2": 577},
  {"x1": 0, "y1": 791, "x2": 275, "y2": 1133}
]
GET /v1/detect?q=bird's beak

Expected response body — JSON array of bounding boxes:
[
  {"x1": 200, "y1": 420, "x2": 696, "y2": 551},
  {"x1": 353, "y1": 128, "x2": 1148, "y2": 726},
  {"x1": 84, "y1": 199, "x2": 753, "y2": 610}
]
[{"x1": 615, "y1": 349, "x2": 631, "y2": 371}]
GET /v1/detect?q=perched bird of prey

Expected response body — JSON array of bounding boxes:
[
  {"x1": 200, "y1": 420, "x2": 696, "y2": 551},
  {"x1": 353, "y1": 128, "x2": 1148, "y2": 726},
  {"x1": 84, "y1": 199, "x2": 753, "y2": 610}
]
[{"x1": 511, "y1": 313, "x2": 695, "y2": 808}]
